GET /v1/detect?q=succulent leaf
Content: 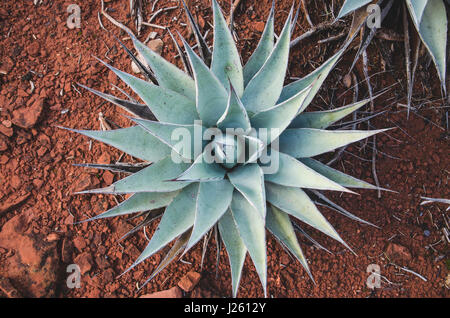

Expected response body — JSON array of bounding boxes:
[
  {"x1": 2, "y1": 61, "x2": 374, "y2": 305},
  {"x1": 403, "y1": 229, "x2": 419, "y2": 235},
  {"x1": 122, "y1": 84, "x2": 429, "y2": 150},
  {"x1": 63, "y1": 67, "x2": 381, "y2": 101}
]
[
  {"x1": 289, "y1": 98, "x2": 369, "y2": 129},
  {"x1": 217, "y1": 83, "x2": 251, "y2": 132},
  {"x1": 264, "y1": 151, "x2": 353, "y2": 193},
  {"x1": 133, "y1": 183, "x2": 199, "y2": 268},
  {"x1": 241, "y1": 10, "x2": 292, "y2": 113},
  {"x1": 278, "y1": 48, "x2": 344, "y2": 105},
  {"x1": 130, "y1": 33, "x2": 197, "y2": 100},
  {"x1": 265, "y1": 182, "x2": 348, "y2": 246},
  {"x1": 250, "y1": 84, "x2": 312, "y2": 144},
  {"x1": 218, "y1": 210, "x2": 247, "y2": 298},
  {"x1": 406, "y1": 0, "x2": 447, "y2": 89},
  {"x1": 211, "y1": 0, "x2": 244, "y2": 96},
  {"x1": 107, "y1": 156, "x2": 191, "y2": 193},
  {"x1": 186, "y1": 180, "x2": 234, "y2": 251},
  {"x1": 230, "y1": 191, "x2": 267, "y2": 297},
  {"x1": 131, "y1": 117, "x2": 204, "y2": 161},
  {"x1": 62, "y1": 126, "x2": 170, "y2": 162},
  {"x1": 266, "y1": 205, "x2": 312, "y2": 280},
  {"x1": 300, "y1": 158, "x2": 379, "y2": 190},
  {"x1": 279, "y1": 128, "x2": 389, "y2": 158},
  {"x1": 175, "y1": 150, "x2": 227, "y2": 182},
  {"x1": 182, "y1": 38, "x2": 229, "y2": 127},
  {"x1": 243, "y1": 1, "x2": 275, "y2": 86},
  {"x1": 228, "y1": 164, "x2": 266, "y2": 219},
  {"x1": 97, "y1": 58, "x2": 198, "y2": 124},
  {"x1": 337, "y1": 0, "x2": 372, "y2": 19},
  {"x1": 85, "y1": 191, "x2": 180, "y2": 221},
  {"x1": 78, "y1": 83, "x2": 154, "y2": 120}
]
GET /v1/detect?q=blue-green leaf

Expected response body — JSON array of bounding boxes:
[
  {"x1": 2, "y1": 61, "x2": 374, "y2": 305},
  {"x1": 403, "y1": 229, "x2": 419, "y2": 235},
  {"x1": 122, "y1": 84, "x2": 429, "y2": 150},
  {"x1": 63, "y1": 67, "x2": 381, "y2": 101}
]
[
  {"x1": 175, "y1": 149, "x2": 226, "y2": 182},
  {"x1": 186, "y1": 180, "x2": 234, "y2": 251},
  {"x1": 130, "y1": 34, "x2": 196, "y2": 101},
  {"x1": 80, "y1": 156, "x2": 190, "y2": 194},
  {"x1": 62, "y1": 126, "x2": 170, "y2": 162},
  {"x1": 217, "y1": 83, "x2": 251, "y2": 132},
  {"x1": 211, "y1": 0, "x2": 244, "y2": 96},
  {"x1": 230, "y1": 191, "x2": 267, "y2": 297},
  {"x1": 133, "y1": 183, "x2": 199, "y2": 267},
  {"x1": 250, "y1": 85, "x2": 312, "y2": 144},
  {"x1": 86, "y1": 191, "x2": 180, "y2": 221},
  {"x1": 406, "y1": 0, "x2": 447, "y2": 89},
  {"x1": 218, "y1": 210, "x2": 247, "y2": 298},
  {"x1": 266, "y1": 205, "x2": 312, "y2": 280},
  {"x1": 337, "y1": 0, "x2": 372, "y2": 19},
  {"x1": 289, "y1": 98, "x2": 370, "y2": 129},
  {"x1": 96, "y1": 58, "x2": 198, "y2": 124},
  {"x1": 300, "y1": 158, "x2": 379, "y2": 190},
  {"x1": 241, "y1": 10, "x2": 292, "y2": 113},
  {"x1": 228, "y1": 164, "x2": 266, "y2": 219},
  {"x1": 263, "y1": 151, "x2": 352, "y2": 193},
  {"x1": 243, "y1": 1, "x2": 275, "y2": 86},
  {"x1": 278, "y1": 48, "x2": 344, "y2": 107},
  {"x1": 266, "y1": 182, "x2": 348, "y2": 247},
  {"x1": 279, "y1": 128, "x2": 388, "y2": 158},
  {"x1": 130, "y1": 117, "x2": 204, "y2": 161},
  {"x1": 182, "y1": 38, "x2": 229, "y2": 127}
]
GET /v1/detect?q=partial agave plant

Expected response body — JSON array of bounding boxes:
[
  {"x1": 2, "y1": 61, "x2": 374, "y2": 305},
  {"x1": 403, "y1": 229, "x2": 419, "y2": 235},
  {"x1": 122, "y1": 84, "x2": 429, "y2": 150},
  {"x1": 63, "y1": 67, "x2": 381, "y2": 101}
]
[
  {"x1": 338, "y1": 0, "x2": 448, "y2": 94},
  {"x1": 66, "y1": 0, "x2": 389, "y2": 296}
]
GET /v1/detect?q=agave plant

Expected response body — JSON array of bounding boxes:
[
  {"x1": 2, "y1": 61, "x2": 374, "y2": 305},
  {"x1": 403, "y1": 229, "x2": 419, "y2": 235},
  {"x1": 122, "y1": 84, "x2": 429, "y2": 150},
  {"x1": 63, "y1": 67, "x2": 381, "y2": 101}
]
[
  {"x1": 66, "y1": 0, "x2": 388, "y2": 297},
  {"x1": 338, "y1": 0, "x2": 448, "y2": 94}
]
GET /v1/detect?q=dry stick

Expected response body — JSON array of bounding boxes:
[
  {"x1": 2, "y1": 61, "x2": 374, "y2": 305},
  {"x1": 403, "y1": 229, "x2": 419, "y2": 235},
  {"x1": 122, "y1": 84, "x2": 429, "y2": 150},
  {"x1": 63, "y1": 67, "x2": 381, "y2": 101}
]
[
  {"x1": 300, "y1": 0, "x2": 314, "y2": 28},
  {"x1": 361, "y1": 49, "x2": 381, "y2": 198},
  {"x1": 226, "y1": 0, "x2": 243, "y2": 26},
  {"x1": 290, "y1": 20, "x2": 341, "y2": 48},
  {"x1": 100, "y1": 0, "x2": 135, "y2": 36},
  {"x1": 403, "y1": 5, "x2": 412, "y2": 119}
]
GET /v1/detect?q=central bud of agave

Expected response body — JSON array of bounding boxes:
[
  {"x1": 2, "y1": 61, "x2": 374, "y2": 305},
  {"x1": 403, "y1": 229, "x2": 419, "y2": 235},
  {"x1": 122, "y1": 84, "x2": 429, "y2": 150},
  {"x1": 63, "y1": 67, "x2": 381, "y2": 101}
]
[
  {"x1": 212, "y1": 133, "x2": 243, "y2": 169},
  {"x1": 210, "y1": 132, "x2": 264, "y2": 169}
]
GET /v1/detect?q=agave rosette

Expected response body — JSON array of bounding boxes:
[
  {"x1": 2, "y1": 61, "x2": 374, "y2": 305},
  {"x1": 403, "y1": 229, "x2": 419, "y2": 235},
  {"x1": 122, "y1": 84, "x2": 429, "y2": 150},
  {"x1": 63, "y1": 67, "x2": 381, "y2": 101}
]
[{"x1": 67, "y1": 0, "x2": 388, "y2": 296}]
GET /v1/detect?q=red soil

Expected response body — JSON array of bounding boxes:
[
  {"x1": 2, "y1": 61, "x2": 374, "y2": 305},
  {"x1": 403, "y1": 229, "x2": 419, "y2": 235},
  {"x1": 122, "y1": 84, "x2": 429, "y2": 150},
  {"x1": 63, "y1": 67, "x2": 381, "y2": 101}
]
[{"x1": 0, "y1": 0, "x2": 448, "y2": 298}]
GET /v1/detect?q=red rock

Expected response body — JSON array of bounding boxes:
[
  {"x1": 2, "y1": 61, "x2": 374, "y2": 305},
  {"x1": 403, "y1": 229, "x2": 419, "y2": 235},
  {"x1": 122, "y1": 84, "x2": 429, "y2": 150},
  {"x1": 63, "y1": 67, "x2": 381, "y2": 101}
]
[
  {"x1": 10, "y1": 175, "x2": 21, "y2": 189},
  {"x1": 0, "y1": 193, "x2": 30, "y2": 215},
  {"x1": 12, "y1": 98, "x2": 44, "y2": 129},
  {"x1": 0, "y1": 124, "x2": 13, "y2": 137},
  {"x1": 385, "y1": 243, "x2": 412, "y2": 262},
  {"x1": 140, "y1": 286, "x2": 183, "y2": 298},
  {"x1": 2, "y1": 120, "x2": 12, "y2": 128},
  {"x1": 97, "y1": 152, "x2": 111, "y2": 164},
  {"x1": 33, "y1": 178, "x2": 43, "y2": 189},
  {"x1": 46, "y1": 233, "x2": 60, "y2": 242},
  {"x1": 0, "y1": 155, "x2": 8, "y2": 164},
  {"x1": 148, "y1": 39, "x2": 164, "y2": 55},
  {"x1": 102, "y1": 170, "x2": 114, "y2": 184},
  {"x1": 74, "y1": 252, "x2": 93, "y2": 275},
  {"x1": 73, "y1": 236, "x2": 87, "y2": 251},
  {"x1": 0, "y1": 212, "x2": 60, "y2": 297},
  {"x1": 65, "y1": 214, "x2": 74, "y2": 225},
  {"x1": 73, "y1": 175, "x2": 93, "y2": 192},
  {"x1": 37, "y1": 146, "x2": 47, "y2": 157},
  {"x1": 0, "y1": 135, "x2": 7, "y2": 151},
  {"x1": 27, "y1": 41, "x2": 40, "y2": 57},
  {"x1": 254, "y1": 21, "x2": 265, "y2": 32},
  {"x1": 178, "y1": 271, "x2": 201, "y2": 292}
]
